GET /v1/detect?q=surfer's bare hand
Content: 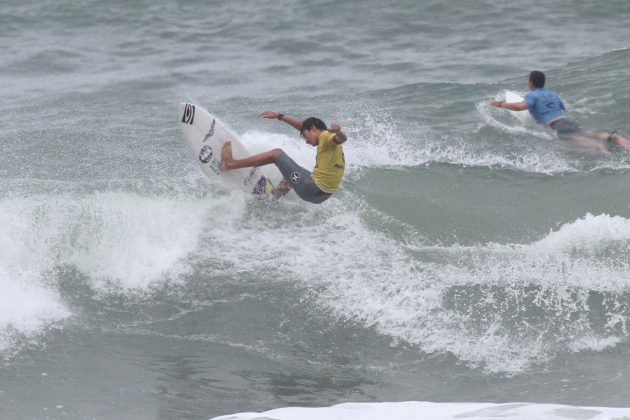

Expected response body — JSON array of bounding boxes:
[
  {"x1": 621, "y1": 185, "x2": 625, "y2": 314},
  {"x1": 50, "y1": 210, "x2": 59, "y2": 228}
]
[
  {"x1": 329, "y1": 123, "x2": 341, "y2": 132},
  {"x1": 487, "y1": 99, "x2": 503, "y2": 107},
  {"x1": 260, "y1": 110, "x2": 279, "y2": 119}
]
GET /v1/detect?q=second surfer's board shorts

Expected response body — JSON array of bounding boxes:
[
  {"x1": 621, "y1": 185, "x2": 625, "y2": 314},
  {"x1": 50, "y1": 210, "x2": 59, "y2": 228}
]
[
  {"x1": 550, "y1": 118, "x2": 581, "y2": 140},
  {"x1": 274, "y1": 152, "x2": 332, "y2": 204}
]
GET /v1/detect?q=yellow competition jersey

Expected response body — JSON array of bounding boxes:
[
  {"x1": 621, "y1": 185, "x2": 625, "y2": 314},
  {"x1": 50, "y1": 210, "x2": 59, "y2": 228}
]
[{"x1": 311, "y1": 130, "x2": 345, "y2": 193}]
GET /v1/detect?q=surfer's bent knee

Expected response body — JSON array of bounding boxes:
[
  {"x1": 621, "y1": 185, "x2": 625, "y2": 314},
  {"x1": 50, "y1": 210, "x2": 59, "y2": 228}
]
[{"x1": 270, "y1": 148, "x2": 284, "y2": 159}]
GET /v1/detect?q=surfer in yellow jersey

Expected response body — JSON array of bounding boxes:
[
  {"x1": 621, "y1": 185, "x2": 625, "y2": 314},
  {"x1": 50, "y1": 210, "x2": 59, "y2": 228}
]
[{"x1": 220, "y1": 111, "x2": 347, "y2": 204}]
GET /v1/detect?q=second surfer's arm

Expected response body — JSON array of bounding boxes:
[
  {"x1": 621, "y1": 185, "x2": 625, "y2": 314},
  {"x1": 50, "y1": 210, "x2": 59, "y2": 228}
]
[
  {"x1": 488, "y1": 100, "x2": 529, "y2": 111},
  {"x1": 260, "y1": 110, "x2": 303, "y2": 131}
]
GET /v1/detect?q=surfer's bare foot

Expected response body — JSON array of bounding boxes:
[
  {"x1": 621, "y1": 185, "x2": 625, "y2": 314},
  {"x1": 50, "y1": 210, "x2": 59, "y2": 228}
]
[
  {"x1": 610, "y1": 132, "x2": 630, "y2": 149},
  {"x1": 220, "y1": 142, "x2": 233, "y2": 171}
]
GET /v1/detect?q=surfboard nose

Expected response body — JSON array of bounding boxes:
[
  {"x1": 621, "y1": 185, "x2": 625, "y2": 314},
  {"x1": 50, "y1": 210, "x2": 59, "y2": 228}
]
[{"x1": 179, "y1": 102, "x2": 197, "y2": 125}]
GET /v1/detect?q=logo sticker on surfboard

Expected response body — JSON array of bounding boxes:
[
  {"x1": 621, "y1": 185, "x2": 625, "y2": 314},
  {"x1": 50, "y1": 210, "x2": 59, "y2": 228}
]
[
  {"x1": 203, "y1": 119, "x2": 216, "y2": 142},
  {"x1": 182, "y1": 103, "x2": 195, "y2": 124},
  {"x1": 199, "y1": 145, "x2": 213, "y2": 163}
]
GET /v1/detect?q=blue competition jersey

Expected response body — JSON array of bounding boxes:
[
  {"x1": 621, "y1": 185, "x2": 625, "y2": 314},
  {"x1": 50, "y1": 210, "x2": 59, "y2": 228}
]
[{"x1": 524, "y1": 88, "x2": 566, "y2": 124}]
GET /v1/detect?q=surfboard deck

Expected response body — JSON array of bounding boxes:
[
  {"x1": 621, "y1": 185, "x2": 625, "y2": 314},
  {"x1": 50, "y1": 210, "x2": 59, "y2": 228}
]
[
  {"x1": 504, "y1": 91, "x2": 534, "y2": 124},
  {"x1": 178, "y1": 102, "x2": 271, "y2": 194}
]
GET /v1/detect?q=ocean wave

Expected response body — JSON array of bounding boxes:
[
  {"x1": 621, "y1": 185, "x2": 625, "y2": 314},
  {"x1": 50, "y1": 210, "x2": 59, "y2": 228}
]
[
  {"x1": 201, "y1": 202, "x2": 630, "y2": 374},
  {"x1": 2, "y1": 172, "x2": 629, "y2": 376}
]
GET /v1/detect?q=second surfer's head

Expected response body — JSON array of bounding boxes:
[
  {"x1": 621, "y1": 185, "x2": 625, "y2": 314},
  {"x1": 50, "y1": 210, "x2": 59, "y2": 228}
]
[
  {"x1": 300, "y1": 117, "x2": 327, "y2": 146},
  {"x1": 529, "y1": 70, "x2": 545, "y2": 90}
]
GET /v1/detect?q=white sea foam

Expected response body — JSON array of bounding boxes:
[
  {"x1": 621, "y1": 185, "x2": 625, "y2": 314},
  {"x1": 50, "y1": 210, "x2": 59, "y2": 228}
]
[
  {"x1": 195, "y1": 202, "x2": 630, "y2": 374},
  {"x1": 0, "y1": 197, "x2": 71, "y2": 353},
  {"x1": 534, "y1": 213, "x2": 630, "y2": 255},
  {"x1": 0, "y1": 187, "x2": 224, "y2": 353},
  {"x1": 211, "y1": 401, "x2": 630, "y2": 420},
  {"x1": 3, "y1": 171, "x2": 628, "y2": 375},
  {"x1": 60, "y1": 190, "x2": 213, "y2": 290}
]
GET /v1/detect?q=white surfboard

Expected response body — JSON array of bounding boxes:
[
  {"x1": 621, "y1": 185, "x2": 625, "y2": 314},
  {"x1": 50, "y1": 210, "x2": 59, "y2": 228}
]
[
  {"x1": 504, "y1": 90, "x2": 534, "y2": 124},
  {"x1": 178, "y1": 102, "x2": 270, "y2": 194}
]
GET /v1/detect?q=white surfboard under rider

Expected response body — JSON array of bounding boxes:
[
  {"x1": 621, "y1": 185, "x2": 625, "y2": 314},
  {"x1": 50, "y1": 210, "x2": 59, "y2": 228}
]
[
  {"x1": 178, "y1": 102, "x2": 263, "y2": 192},
  {"x1": 504, "y1": 90, "x2": 534, "y2": 124}
]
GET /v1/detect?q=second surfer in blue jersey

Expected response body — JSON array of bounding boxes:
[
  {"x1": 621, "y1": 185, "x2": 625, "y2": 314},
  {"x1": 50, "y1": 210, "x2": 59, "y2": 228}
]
[{"x1": 489, "y1": 70, "x2": 630, "y2": 154}]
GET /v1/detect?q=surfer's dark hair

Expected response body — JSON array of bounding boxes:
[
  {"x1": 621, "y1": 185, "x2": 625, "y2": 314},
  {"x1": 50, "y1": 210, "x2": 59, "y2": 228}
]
[
  {"x1": 529, "y1": 70, "x2": 545, "y2": 88},
  {"x1": 300, "y1": 117, "x2": 327, "y2": 135}
]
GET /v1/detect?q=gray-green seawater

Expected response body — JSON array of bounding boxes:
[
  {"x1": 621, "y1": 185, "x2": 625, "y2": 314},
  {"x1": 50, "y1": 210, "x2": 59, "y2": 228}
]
[{"x1": 2, "y1": 0, "x2": 630, "y2": 418}]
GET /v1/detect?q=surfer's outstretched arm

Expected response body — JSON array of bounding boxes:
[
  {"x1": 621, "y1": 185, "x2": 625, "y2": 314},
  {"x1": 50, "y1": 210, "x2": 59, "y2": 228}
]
[
  {"x1": 260, "y1": 110, "x2": 303, "y2": 131},
  {"x1": 488, "y1": 99, "x2": 529, "y2": 111}
]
